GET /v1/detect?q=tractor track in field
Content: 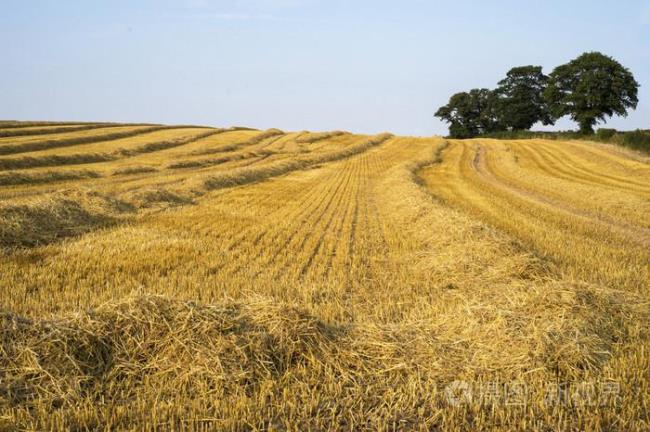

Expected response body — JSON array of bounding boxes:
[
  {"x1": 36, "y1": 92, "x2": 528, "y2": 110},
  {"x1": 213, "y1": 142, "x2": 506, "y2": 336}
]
[
  {"x1": 470, "y1": 143, "x2": 650, "y2": 247},
  {"x1": 516, "y1": 141, "x2": 650, "y2": 194}
]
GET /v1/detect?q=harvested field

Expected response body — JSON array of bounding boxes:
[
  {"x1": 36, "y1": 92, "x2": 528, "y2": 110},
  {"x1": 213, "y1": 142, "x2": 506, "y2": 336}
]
[{"x1": 0, "y1": 122, "x2": 648, "y2": 431}]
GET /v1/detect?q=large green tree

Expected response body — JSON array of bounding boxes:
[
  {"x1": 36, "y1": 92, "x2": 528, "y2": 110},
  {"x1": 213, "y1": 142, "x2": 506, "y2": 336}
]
[
  {"x1": 495, "y1": 65, "x2": 553, "y2": 130},
  {"x1": 435, "y1": 88, "x2": 504, "y2": 138},
  {"x1": 544, "y1": 52, "x2": 639, "y2": 134}
]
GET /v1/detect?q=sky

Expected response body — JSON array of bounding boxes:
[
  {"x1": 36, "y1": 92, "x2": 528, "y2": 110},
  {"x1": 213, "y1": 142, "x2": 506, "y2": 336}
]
[{"x1": 1, "y1": 0, "x2": 648, "y2": 136}]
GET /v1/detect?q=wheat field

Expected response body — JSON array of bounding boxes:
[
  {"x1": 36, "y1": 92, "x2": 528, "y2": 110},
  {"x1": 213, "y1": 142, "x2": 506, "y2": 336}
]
[{"x1": 0, "y1": 122, "x2": 648, "y2": 431}]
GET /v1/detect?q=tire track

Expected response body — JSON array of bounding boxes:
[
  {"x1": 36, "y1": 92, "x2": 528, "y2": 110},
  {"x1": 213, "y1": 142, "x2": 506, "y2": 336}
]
[{"x1": 516, "y1": 141, "x2": 650, "y2": 194}]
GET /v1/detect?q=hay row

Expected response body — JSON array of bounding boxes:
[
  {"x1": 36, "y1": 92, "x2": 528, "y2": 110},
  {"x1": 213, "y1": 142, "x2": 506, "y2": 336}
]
[
  {"x1": 0, "y1": 120, "x2": 109, "y2": 129},
  {"x1": 0, "y1": 191, "x2": 134, "y2": 248},
  {"x1": 1, "y1": 134, "x2": 649, "y2": 430},
  {"x1": 295, "y1": 130, "x2": 349, "y2": 144},
  {"x1": 0, "y1": 125, "x2": 212, "y2": 156},
  {"x1": 0, "y1": 130, "x2": 225, "y2": 171},
  {"x1": 0, "y1": 123, "x2": 158, "y2": 138},
  {"x1": 198, "y1": 133, "x2": 393, "y2": 191},
  {"x1": 0, "y1": 170, "x2": 101, "y2": 186},
  {"x1": 189, "y1": 128, "x2": 284, "y2": 156}
]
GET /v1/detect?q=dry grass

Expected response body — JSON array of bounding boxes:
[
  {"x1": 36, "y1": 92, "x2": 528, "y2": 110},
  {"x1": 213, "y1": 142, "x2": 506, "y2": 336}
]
[
  {"x1": 0, "y1": 190, "x2": 133, "y2": 248},
  {"x1": 0, "y1": 152, "x2": 117, "y2": 170},
  {"x1": 0, "y1": 125, "x2": 166, "y2": 155},
  {"x1": 194, "y1": 133, "x2": 392, "y2": 191},
  {"x1": 0, "y1": 169, "x2": 101, "y2": 186},
  {"x1": 0, "y1": 120, "x2": 106, "y2": 129},
  {"x1": 0, "y1": 125, "x2": 219, "y2": 160},
  {"x1": 0, "y1": 122, "x2": 155, "y2": 138},
  {"x1": 418, "y1": 139, "x2": 650, "y2": 292},
  {"x1": 111, "y1": 166, "x2": 158, "y2": 176},
  {"x1": 0, "y1": 129, "x2": 220, "y2": 173},
  {"x1": 166, "y1": 151, "x2": 267, "y2": 170},
  {"x1": 0, "y1": 123, "x2": 648, "y2": 430},
  {"x1": 189, "y1": 128, "x2": 284, "y2": 157},
  {"x1": 295, "y1": 130, "x2": 349, "y2": 143}
]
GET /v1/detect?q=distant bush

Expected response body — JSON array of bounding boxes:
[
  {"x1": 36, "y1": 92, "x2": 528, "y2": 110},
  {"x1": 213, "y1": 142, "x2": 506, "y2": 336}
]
[
  {"x1": 620, "y1": 129, "x2": 650, "y2": 152},
  {"x1": 484, "y1": 128, "x2": 650, "y2": 154},
  {"x1": 482, "y1": 130, "x2": 582, "y2": 140},
  {"x1": 596, "y1": 128, "x2": 617, "y2": 140}
]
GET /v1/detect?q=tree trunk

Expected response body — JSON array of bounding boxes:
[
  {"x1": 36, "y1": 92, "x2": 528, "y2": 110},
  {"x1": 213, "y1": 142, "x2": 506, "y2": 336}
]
[{"x1": 578, "y1": 119, "x2": 595, "y2": 135}]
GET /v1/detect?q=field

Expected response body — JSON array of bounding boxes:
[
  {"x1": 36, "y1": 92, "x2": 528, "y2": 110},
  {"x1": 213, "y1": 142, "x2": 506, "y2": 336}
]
[{"x1": 1, "y1": 122, "x2": 649, "y2": 430}]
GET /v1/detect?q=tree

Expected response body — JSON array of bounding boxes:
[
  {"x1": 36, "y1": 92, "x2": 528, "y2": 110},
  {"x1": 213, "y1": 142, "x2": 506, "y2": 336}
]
[
  {"x1": 474, "y1": 89, "x2": 505, "y2": 134},
  {"x1": 435, "y1": 88, "x2": 504, "y2": 138},
  {"x1": 435, "y1": 92, "x2": 476, "y2": 138},
  {"x1": 495, "y1": 65, "x2": 553, "y2": 130},
  {"x1": 544, "y1": 52, "x2": 639, "y2": 134}
]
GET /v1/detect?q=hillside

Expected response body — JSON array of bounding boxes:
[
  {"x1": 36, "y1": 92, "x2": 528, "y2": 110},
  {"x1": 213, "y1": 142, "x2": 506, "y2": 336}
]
[{"x1": 1, "y1": 122, "x2": 649, "y2": 431}]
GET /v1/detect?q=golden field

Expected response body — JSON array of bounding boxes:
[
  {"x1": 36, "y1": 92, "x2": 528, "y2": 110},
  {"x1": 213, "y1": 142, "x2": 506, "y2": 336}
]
[{"x1": 0, "y1": 122, "x2": 648, "y2": 431}]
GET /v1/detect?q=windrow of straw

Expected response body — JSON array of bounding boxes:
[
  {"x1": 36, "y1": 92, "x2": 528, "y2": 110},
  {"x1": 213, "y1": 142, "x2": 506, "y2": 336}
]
[
  {"x1": 115, "y1": 129, "x2": 225, "y2": 157},
  {"x1": 0, "y1": 170, "x2": 101, "y2": 186},
  {"x1": 110, "y1": 133, "x2": 391, "y2": 215},
  {"x1": 189, "y1": 128, "x2": 284, "y2": 156},
  {"x1": 244, "y1": 128, "x2": 284, "y2": 145},
  {"x1": 122, "y1": 188, "x2": 196, "y2": 208},
  {"x1": 0, "y1": 125, "x2": 212, "y2": 156},
  {"x1": 166, "y1": 150, "x2": 274, "y2": 170},
  {"x1": 0, "y1": 123, "x2": 156, "y2": 138},
  {"x1": 196, "y1": 133, "x2": 393, "y2": 191},
  {"x1": 0, "y1": 191, "x2": 134, "y2": 248},
  {"x1": 0, "y1": 185, "x2": 196, "y2": 248},
  {"x1": 0, "y1": 130, "x2": 225, "y2": 171},
  {"x1": 295, "y1": 130, "x2": 349, "y2": 144},
  {"x1": 0, "y1": 295, "x2": 338, "y2": 428},
  {"x1": 2, "y1": 283, "x2": 647, "y2": 431},
  {"x1": 0, "y1": 121, "x2": 110, "y2": 129},
  {"x1": 0, "y1": 153, "x2": 116, "y2": 170},
  {"x1": 0, "y1": 133, "x2": 393, "y2": 248},
  {"x1": 111, "y1": 166, "x2": 158, "y2": 176}
]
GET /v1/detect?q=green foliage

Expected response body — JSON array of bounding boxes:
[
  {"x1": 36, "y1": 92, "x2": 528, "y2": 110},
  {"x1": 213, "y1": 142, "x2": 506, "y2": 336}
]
[
  {"x1": 495, "y1": 66, "x2": 553, "y2": 130},
  {"x1": 482, "y1": 130, "x2": 582, "y2": 141},
  {"x1": 621, "y1": 129, "x2": 650, "y2": 152},
  {"x1": 436, "y1": 52, "x2": 640, "y2": 138},
  {"x1": 544, "y1": 52, "x2": 639, "y2": 134},
  {"x1": 596, "y1": 128, "x2": 617, "y2": 140},
  {"x1": 434, "y1": 89, "x2": 505, "y2": 138},
  {"x1": 483, "y1": 129, "x2": 650, "y2": 154}
]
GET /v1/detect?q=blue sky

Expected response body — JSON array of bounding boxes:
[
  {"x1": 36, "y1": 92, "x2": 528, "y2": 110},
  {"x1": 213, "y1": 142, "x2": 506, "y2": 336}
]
[{"x1": 1, "y1": 0, "x2": 648, "y2": 135}]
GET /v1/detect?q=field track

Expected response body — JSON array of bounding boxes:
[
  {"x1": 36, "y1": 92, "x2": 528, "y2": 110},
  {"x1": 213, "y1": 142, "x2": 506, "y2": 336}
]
[
  {"x1": 0, "y1": 122, "x2": 648, "y2": 430},
  {"x1": 420, "y1": 139, "x2": 650, "y2": 292}
]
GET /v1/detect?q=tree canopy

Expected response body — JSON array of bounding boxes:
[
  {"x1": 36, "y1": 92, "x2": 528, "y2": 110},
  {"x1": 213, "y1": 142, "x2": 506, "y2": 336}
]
[
  {"x1": 435, "y1": 52, "x2": 639, "y2": 137},
  {"x1": 544, "y1": 52, "x2": 639, "y2": 134},
  {"x1": 495, "y1": 66, "x2": 553, "y2": 131},
  {"x1": 434, "y1": 89, "x2": 504, "y2": 138}
]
